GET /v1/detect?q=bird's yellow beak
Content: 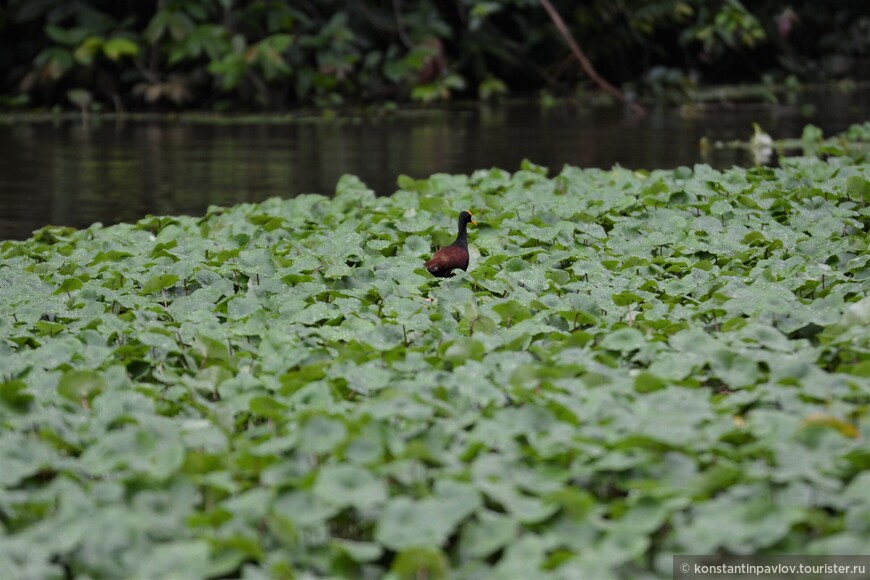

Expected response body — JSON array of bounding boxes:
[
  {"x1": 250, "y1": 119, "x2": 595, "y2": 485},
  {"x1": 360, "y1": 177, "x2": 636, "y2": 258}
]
[{"x1": 466, "y1": 210, "x2": 477, "y2": 226}]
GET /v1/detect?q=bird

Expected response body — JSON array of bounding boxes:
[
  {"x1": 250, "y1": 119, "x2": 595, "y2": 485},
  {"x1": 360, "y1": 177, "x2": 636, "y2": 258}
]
[
  {"x1": 424, "y1": 210, "x2": 477, "y2": 277},
  {"x1": 750, "y1": 122, "x2": 775, "y2": 165}
]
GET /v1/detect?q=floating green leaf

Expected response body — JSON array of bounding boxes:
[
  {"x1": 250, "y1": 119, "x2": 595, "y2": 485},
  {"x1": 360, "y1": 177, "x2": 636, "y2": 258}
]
[
  {"x1": 57, "y1": 369, "x2": 107, "y2": 403},
  {"x1": 141, "y1": 273, "x2": 179, "y2": 293}
]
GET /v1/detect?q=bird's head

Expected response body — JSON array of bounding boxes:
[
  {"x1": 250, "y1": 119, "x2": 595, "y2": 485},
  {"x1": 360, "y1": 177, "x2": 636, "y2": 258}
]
[{"x1": 459, "y1": 210, "x2": 477, "y2": 226}]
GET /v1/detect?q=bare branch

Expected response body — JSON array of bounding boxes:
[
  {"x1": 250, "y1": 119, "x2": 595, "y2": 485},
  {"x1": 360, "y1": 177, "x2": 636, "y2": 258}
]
[{"x1": 538, "y1": 0, "x2": 646, "y2": 116}]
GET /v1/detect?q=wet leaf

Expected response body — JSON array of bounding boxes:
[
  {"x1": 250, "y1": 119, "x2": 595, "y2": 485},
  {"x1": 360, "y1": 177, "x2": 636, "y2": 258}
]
[
  {"x1": 601, "y1": 327, "x2": 645, "y2": 352},
  {"x1": 141, "y1": 273, "x2": 179, "y2": 294},
  {"x1": 314, "y1": 464, "x2": 388, "y2": 509},
  {"x1": 799, "y1": 413, "x2": 859, "y2": 439},
  {"x1": 57, "y1": 369, "x2": 106, "y2": 402}
]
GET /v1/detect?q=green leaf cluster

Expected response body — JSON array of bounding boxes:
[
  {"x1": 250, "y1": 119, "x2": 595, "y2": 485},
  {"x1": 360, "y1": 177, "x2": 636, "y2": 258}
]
[{"x1": 1, "y1": 137, "x2": 869, "y2": 577}]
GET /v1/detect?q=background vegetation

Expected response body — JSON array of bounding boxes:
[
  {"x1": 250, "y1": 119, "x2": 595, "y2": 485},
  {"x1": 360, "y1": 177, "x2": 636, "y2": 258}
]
[{"x1": 1, "y1": 0, "x2": 867, "y2": 111}]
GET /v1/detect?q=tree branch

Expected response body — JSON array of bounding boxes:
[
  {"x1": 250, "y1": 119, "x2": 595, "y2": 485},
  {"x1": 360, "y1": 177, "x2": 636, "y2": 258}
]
[
  {"x1": 392, "y1": 0, "x2": 412, "y2": 49},
  {"x1": 538, "y1": 0, "x2": 645, "y2": 116}
]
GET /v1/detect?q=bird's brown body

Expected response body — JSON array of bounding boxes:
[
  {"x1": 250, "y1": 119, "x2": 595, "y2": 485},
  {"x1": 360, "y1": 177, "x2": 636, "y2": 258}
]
[
  {"x1": 424, "y1": 245, "x2": 470, "y2": 277},
  {"x1": 424, "y1": 211, "x2": 476, "y2": 278}
]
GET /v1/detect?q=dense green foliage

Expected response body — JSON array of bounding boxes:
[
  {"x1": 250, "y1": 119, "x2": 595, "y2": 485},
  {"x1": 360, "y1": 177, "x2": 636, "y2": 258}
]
[
  {"x1": 1, "y1": 125, "x2": 869, "y2": 578},
  {"x1": 2, "y1": 0, "x2": 867, "y2": 110}
]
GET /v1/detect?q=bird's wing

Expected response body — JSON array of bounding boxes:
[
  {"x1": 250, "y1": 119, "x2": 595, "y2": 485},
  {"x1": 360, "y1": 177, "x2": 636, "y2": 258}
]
[{"x1": 424, "y1": 246, "x2": 468, "y2": 274}]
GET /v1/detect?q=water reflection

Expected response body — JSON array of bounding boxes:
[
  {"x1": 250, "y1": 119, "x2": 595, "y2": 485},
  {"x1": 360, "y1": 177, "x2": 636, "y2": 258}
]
[{"x1": 1, "y1": 91, "x2": 867, "y2": 240}]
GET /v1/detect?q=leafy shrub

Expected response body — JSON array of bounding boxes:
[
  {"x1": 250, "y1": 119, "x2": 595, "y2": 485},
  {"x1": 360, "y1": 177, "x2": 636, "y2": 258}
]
[{"x1": 1, "y1": 0, "x2": 867, "y2": 110}]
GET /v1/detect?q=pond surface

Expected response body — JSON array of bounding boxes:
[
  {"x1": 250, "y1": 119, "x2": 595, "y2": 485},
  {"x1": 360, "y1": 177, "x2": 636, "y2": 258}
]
[{"x1": 1, "y1": 88, "x2": 867, "y2": 240}]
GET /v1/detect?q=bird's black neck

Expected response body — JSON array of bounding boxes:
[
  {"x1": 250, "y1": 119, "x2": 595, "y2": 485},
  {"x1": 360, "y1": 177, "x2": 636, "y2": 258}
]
[{"x1": 452, "y1": 217, "x2": 469, "y2": 249}]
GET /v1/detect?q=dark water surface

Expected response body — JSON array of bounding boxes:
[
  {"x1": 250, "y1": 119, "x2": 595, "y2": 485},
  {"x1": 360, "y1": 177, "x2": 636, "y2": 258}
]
[{"x1": 1, "y1": 90, "x2": 867, "y2": 240}]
